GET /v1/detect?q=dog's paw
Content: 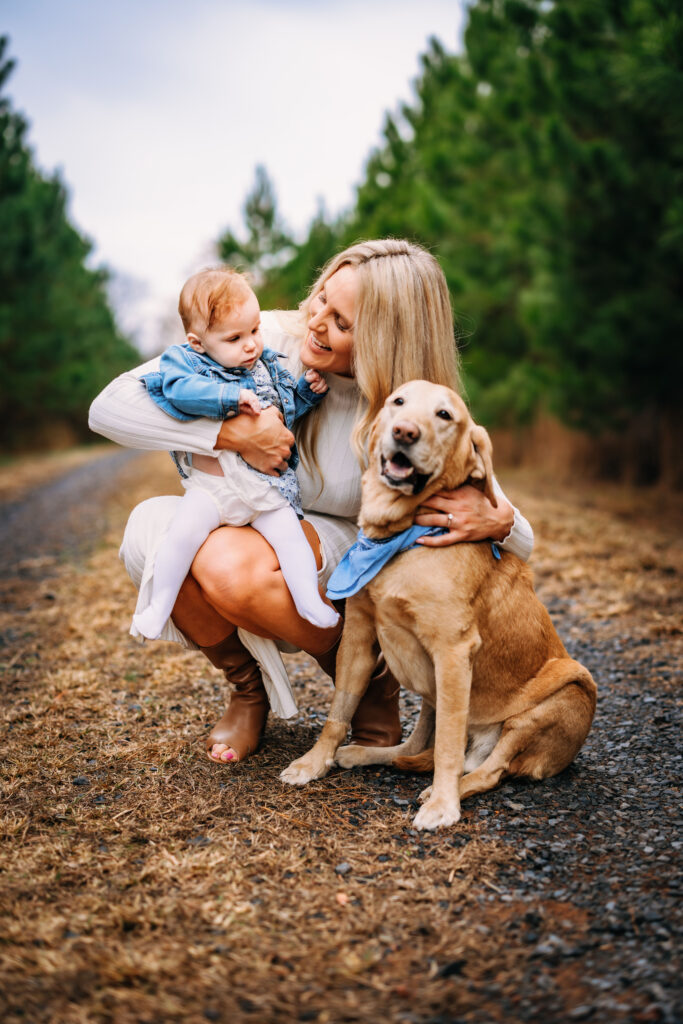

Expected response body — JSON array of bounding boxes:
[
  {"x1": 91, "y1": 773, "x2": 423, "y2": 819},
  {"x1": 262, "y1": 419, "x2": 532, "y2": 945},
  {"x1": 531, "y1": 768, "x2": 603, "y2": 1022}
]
[
  {"x1": 413, "y1": 795, "x2": 461, "y2": 831},
  {"x1": 280, "y1": 753, "x2": 332, "y2": 786},
  {"x1": 335, "y1": 744, "x2": 370, "y2": 769},
  {"x1": 417, "y1": 785, "x2": 433, "y2": 804}
]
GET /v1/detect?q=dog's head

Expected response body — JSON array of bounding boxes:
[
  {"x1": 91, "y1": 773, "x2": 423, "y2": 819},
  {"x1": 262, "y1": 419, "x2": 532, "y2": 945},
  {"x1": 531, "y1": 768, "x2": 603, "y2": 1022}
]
[{"x1": 361, "y1": 380, "x2": 496, "y2": 535}]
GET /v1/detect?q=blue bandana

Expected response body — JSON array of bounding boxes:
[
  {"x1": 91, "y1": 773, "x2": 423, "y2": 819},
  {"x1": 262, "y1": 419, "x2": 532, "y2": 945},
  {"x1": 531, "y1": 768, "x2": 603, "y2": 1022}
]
[
  {"x1": 326, "y1": 526, "x2": 444, "y2": 600},
  {"x1": 327, "y1": 528, "x2": 502, "y2": 600}
]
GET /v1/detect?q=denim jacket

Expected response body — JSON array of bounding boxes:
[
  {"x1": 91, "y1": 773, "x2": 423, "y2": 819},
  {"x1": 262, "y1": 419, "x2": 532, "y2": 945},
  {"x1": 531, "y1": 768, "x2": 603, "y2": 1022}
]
[
  {"x1": 141, "y1": 344, "x2": 325, "y2": 474},
  {"x1": 142, "y1": 344, "x2": 323, "y2": 425}
]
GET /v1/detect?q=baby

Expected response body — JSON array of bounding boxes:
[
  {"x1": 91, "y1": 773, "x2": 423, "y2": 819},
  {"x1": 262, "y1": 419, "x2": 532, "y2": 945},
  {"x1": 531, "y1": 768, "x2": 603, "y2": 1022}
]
[{"x1": 132, "y1": 266, "x2": 340, "y2": 639}]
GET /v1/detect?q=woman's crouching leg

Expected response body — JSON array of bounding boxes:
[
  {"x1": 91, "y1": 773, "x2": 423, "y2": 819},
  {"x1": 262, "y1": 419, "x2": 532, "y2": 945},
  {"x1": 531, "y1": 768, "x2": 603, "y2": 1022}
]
[
  {"x1": 190, "y1": 523, "x2": 342, "y2": 655},
  {"x1": 189, "y1": 523, "x2": 341, "y2": 763},
  {"x1": 173, "y1": 554, "x2": 270, "y2": 766},
  {"x1": 121, "y1": 497, "x2": 264, "y2": 764},
  {"x1": 121, "y1": 505, "x2": 342, "y2": 764}
]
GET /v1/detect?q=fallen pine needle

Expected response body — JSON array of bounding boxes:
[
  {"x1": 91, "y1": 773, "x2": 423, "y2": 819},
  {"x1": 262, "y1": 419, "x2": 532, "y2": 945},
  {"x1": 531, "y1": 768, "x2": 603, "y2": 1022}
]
[
  {"x1": 273, "y1": 810, "x2": 312, "y2": 829},
  {"x1": 483, "y1": 878, "x2": 503, "y2": 894}
]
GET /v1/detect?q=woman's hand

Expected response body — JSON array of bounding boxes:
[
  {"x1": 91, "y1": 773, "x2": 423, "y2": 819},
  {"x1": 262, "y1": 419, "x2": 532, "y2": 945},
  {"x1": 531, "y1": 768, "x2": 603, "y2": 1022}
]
[
  {"x1": 414, "y1": 485, "x2": 514, "y2": 547},
  {"x1": 214, "y1": 405, "x2": 294, "y2": 475}
]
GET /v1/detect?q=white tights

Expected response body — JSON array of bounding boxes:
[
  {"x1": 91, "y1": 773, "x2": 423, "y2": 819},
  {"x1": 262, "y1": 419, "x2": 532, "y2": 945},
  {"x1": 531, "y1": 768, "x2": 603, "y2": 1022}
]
[{"x1": 132, "y1": 488, "x2": 340, "y2": 640}]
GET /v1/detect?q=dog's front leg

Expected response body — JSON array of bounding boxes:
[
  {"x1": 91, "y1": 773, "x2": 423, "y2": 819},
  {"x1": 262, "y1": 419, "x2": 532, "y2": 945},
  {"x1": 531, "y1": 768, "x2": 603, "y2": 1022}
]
[
  {"x1": 280, "y1": 597, "x2": 378, "y2": 786},
  {"x1": 413, "y1": 633, "x2": 479, "y2": 831}
]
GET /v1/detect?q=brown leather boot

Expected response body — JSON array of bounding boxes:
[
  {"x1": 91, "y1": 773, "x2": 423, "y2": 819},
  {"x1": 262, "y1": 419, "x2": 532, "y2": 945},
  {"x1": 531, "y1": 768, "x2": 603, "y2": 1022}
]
[
  {"x1": 350, "y1": 655, "x2": 402, "y2": 747},
  {"x1": 311, "y1": 635, "x2": 341, "y2": 681},
  {"x1": 201, "y1": 633, "x2": 269, "y2": 763},
  {"x1": 311, "y1": 641, "x2": 402, "y2": 748}
]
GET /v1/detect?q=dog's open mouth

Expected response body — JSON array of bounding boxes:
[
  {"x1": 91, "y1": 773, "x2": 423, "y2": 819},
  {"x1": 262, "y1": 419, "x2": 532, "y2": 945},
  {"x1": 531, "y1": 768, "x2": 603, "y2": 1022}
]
[{"x1": 381, "y1": 452, "x2": 431, "y2": 494}]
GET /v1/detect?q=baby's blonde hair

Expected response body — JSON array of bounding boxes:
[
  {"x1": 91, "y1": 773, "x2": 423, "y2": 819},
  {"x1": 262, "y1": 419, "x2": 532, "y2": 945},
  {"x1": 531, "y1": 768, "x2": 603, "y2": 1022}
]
[
  {"x1": 178, "y1": 266, "x2": 253, "y2": 334},
  {"x1": 294, "y1": 239, "x2": 462, "y2": 471}
]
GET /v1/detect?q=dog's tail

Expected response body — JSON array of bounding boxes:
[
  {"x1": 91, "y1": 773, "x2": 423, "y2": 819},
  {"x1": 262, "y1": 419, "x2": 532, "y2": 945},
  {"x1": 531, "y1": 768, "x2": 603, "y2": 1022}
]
[{"x1": 393, "y1": 748, "x2": 434, "y2": 773}]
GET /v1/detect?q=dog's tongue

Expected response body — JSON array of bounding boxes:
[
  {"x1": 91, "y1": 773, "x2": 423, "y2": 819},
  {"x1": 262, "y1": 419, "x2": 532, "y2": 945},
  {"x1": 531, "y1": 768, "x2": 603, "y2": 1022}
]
[{"x1": 385, "y1": 456, "x2": 414, "y2": 479}]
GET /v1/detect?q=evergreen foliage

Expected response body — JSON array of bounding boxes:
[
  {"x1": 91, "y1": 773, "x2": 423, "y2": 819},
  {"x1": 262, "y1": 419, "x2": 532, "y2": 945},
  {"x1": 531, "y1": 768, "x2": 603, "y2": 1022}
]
[
  {"x1": 245, "y1": 0, "x2": 682, "y2": 482},
  {"x1": 0, "y1": 37, "x2": 138, "y2": 450},
  {"x1": 217, "y1": 168, "x2": 346, "y2": 311},
  {"x1": 217, "y1": 165, "x2": 294, "y2": 291}
]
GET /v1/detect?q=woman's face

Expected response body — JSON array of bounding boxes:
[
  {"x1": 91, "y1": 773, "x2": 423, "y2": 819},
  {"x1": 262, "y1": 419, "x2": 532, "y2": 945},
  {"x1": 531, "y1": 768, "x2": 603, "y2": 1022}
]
[{"x1": 300, "y1": 265, "x2": 357, "y2": 377}]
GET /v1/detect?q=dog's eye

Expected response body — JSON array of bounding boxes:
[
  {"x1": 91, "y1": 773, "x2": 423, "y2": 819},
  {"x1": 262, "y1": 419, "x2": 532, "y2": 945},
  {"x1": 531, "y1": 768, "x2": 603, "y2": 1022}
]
[
  {"x1": 393, "y1": 397, "x2": 404, "y2": 406},
  {"x1": 436, "y1": 409, "x2": 452, "y2": 420}
]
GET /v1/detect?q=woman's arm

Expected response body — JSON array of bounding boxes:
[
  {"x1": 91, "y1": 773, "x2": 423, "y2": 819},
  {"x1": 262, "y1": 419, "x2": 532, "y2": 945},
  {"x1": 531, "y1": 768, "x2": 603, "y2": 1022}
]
[
  {"x1": 414, "y1": 479, "x2": 534, "y2": 562},
  {"x1": 88, "y1": 369, "x2": 222, "y2": 453},
  {"x1": 88, "y1": 369, "x2": 295, "y2": 474}
]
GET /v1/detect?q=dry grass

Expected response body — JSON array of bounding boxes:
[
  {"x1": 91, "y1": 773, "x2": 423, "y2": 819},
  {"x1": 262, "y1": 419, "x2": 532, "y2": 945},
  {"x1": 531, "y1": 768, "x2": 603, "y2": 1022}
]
[{"x1": 1, "y1": 453, "x2": 681, "y2": 1023}]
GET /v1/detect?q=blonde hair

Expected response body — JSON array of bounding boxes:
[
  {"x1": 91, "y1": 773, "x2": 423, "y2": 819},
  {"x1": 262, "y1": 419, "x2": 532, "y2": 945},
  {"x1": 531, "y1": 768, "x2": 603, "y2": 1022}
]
[
  {"x1": 294, "y1": 239, "x2": 462, "y2": 475},
  {"x1": 178, "y1": 266, "x2": 253, "y2": 334}
]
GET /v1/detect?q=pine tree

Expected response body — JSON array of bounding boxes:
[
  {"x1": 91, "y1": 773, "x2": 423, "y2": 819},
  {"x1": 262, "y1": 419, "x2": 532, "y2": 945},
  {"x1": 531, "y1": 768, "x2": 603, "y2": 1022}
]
[
  {"x1": 516, "y1": 0, "x2": 683, "y2": 480},
  {"x1": 217, "y1": 165, "x2": 294, "y2": 289},
  {"x1": 0, "y1": 37, "x2": 138, "y2": 449},
  {"x1": 219, "y1": 3, "x2": 683, "y2": 482}
]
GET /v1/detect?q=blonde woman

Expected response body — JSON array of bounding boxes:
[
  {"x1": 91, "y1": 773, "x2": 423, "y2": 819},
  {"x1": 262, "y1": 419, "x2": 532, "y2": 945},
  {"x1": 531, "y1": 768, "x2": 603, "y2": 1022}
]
[{"x1": 89, "y1": 240, "x2": 534, "y2": 766}]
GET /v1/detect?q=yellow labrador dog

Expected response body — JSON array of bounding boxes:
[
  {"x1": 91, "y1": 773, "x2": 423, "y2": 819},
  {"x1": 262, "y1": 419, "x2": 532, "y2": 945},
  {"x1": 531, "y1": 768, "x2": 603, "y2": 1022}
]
[{"x1": 281, "y1": 380, "x2": 596, "y2": 831}]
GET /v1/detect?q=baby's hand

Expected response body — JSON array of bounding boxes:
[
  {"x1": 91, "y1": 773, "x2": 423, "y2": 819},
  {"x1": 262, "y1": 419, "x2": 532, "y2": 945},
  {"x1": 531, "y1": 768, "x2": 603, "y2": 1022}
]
[
  {"x1": 305, "y1": 368, "x2": 328, "y2": 395},
  {"x1": 238, "y1": 390, "x2": 261, "y2": 416}
]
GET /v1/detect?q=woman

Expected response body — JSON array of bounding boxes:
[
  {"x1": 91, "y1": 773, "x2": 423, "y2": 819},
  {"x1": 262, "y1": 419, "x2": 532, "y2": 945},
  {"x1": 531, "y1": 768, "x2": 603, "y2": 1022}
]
[{"x1": 89, "y1": 240, "x2": 533, "y2": 765}]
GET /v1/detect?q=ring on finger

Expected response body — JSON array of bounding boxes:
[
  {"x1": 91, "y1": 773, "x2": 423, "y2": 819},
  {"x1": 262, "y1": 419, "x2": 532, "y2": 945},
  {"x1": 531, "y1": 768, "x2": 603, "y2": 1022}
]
[{"x1": 447, "y1": 513, "x2": 454, "y2": 529}]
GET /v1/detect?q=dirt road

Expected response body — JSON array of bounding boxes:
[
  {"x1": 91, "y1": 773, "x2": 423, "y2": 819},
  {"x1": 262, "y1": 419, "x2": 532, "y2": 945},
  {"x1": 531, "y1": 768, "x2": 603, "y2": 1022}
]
[
  {"x1": 0, "y1": 447, "x2": 145, "y2": 580},
  {"x1": 0, "y1": 451, "x2": 681, "y2": 1023}
]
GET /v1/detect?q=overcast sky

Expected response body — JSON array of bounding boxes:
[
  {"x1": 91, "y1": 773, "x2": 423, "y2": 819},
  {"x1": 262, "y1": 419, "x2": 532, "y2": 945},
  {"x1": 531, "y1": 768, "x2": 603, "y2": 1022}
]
[{"x1": 3, "y1": 0, "x2": 464, "y2": 352}]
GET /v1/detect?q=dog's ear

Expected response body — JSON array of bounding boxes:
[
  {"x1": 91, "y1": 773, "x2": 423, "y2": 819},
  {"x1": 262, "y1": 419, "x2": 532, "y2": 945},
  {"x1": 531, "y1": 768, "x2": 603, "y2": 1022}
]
[
  {"x1": 366, "y1": 408, "x2": 384, "y2": 466},
  {"x1": 469, "y1": 425, "x2": 497, "y2": 507}
]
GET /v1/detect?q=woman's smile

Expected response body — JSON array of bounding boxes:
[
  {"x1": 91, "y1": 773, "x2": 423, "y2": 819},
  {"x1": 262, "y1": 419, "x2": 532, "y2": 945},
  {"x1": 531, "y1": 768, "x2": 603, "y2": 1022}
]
[
  {"x1": 307, "y1": 332, "x2": 331, "y2": 353},
  {"x1": 300, "y1": 265, "x2": 357, "y2": 377}
]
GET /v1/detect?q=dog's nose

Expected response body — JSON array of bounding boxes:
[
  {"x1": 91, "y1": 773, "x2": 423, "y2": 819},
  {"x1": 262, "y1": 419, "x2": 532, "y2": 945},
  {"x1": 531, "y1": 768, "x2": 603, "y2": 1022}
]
[{"x1": 392, "y1": 420, "x2": 421, "y2": 445}]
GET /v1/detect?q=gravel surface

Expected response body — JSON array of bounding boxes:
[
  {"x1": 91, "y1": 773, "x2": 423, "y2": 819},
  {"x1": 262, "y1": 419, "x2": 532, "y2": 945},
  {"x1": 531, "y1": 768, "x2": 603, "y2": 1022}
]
[
  {"x1": 277, "y1": 483, "x2": 683, "y2": 1024},
  {"x1": 0, "y1": 448, "x2": 144, "y2": 579},
  {"x1": 460, "y1": 608, "x2": 681, "y2": 1024},
  {"x1": 1, "y1": 452, "x2": 680, "y2": 1023},
  {"x1": 278, "y1": 607, "x2": 682, "y2": 1024}
]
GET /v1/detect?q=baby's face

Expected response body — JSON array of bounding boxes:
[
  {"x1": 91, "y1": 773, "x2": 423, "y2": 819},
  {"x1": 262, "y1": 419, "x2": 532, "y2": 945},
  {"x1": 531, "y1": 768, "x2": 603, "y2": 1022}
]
[{"x1": 189, "y1": 290, "x2": 263, "y2": 370}]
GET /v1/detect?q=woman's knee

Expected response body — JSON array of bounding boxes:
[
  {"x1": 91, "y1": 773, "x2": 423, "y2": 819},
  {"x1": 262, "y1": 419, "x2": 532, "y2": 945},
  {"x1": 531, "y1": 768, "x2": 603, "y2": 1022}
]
[{"x1": 192, "y1": 527, "x2": 278, "y2": 614}]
